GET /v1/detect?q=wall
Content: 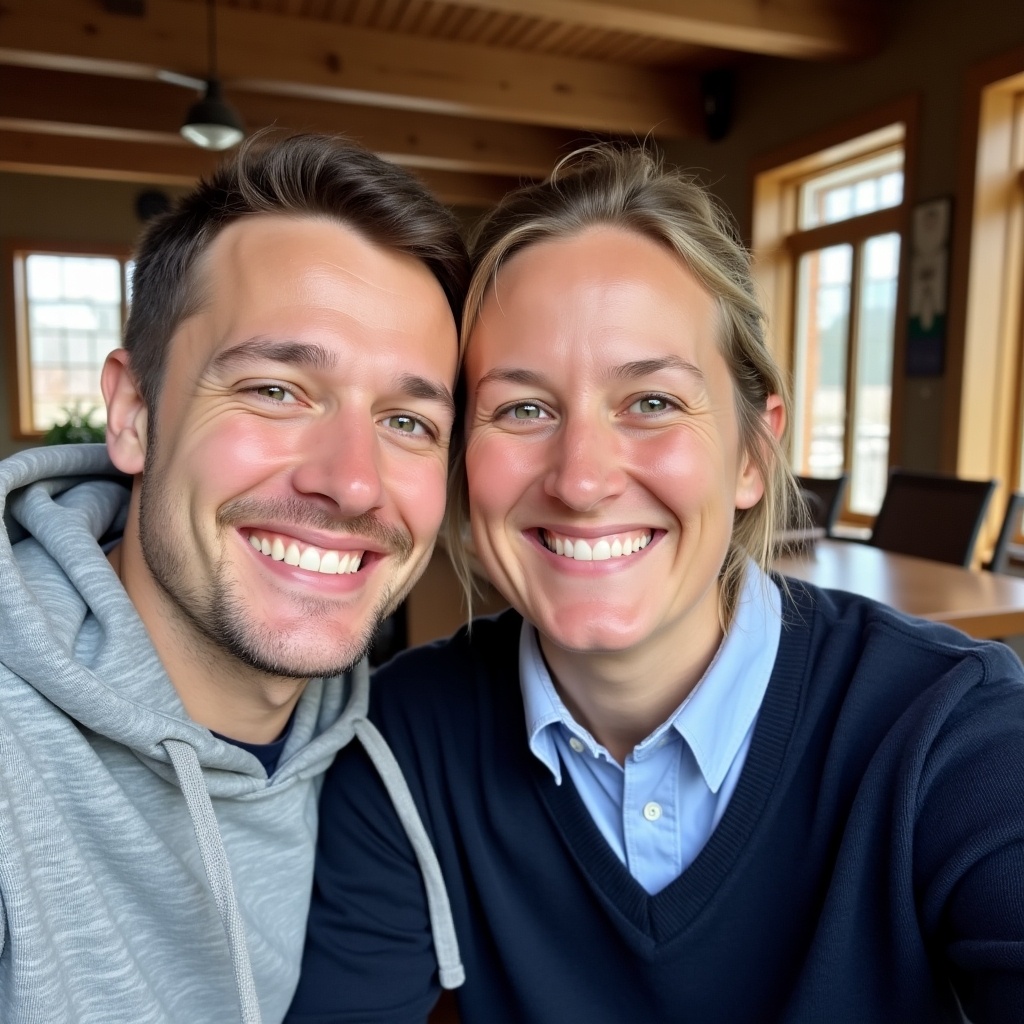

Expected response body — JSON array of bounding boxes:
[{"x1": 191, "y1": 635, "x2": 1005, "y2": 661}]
[
  {"x1": 4, "y1": 1, "x2": 1024, "y2": 641},
  {"x1": 659, "y1": 0, "x2": 1024, "y2": 472},
  {"x1": 0, "y1": 172, "x2": 190, "y2": 459}
]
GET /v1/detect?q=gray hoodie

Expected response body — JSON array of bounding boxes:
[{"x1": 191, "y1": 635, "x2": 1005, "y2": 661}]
[{"x1": 0, "y1": 444, "x2": 462, "y2": 1024}]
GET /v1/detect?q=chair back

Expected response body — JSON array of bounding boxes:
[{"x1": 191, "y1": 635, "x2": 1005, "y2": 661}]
[
  {"x1": 795, "y1": 474, "x2": 848, "y2": 536},
  {"x1": 869, "y1": 470, "x2": 997, "y2": 567},
  {"x1": 989, "y1": 491, "x2": 1024, "y2": 575}
]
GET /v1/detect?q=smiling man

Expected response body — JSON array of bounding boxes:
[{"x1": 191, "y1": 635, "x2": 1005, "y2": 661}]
[{"x1": 0, "y1": 134, "x2": 468, "y2": 1024}]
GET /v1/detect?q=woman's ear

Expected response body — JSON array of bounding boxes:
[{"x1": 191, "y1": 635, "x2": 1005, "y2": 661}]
[
  {"x1": 735, "y1": 394, "x2": 786, "y2": 510},
  {"x1": 101, "y1": 349, "x2": 148, "y2": 475}
]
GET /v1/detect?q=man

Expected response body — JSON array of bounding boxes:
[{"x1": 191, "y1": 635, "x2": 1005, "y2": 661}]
[{"x1": 0, "y1": 133, "x2": 468, "y2": 1023}]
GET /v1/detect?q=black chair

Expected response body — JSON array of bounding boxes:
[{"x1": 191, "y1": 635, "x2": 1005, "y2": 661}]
[
  {"x1": 988, "y1": 491, "x2": 1024, "y2": 575},
  {"x1": 869, "y1": 469, "x2": 997, "y2": 567},
  {"x1": 795, "y1": 474, "x2": 848, "y2": 537}
]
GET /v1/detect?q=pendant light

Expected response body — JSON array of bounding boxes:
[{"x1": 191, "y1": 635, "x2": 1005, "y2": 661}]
[{"x1": 180, "y1": 0, "x2": 244, "y2": 151}]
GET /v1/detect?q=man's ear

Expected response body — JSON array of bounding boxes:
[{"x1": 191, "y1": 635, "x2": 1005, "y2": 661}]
[
  {"x1": 735, "y1": 393, "x2": 786, "y2": 510},
  {"x1": 101, "y1": 349, "x2": 148, "y2": 475}
]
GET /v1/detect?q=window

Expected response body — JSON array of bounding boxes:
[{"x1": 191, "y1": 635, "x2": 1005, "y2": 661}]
[
  {"x1": 751, "y1": 100, "x2": 916, "y2": 524},
  {"x1": 7, "y1": 243, "x2": 131, "y2": 437}
]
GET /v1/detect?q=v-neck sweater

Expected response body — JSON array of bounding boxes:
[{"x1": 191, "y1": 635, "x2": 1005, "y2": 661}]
[{"x1": 289, "y1": 580, "x2": 1024, "y2": 1024}]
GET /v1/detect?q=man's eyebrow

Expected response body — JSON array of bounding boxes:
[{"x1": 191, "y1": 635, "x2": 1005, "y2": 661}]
[
  {"x1": 395, "y1": 373, "x2": 456, "y2": 419},
  {"x1": 207, "y1": 341, "x2": 454, "y2": 416},
  {"x1": 209, "y1": 339, "x2": 338, "y2": 374}
]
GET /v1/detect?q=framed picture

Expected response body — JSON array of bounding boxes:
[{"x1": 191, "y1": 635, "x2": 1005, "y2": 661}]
[{"x1": 906, "y1": 196, "x2": 952, "y2": 377}]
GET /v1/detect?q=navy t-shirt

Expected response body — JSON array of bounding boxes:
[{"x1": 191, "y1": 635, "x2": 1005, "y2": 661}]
[{"x1": 214, "y1": 713, "x2": 295, "y2": 776}]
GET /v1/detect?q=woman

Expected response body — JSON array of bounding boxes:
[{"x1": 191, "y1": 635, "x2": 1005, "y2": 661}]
[{"x1": 288, "y1": 147, "x2": 1024, "y2": 1023}]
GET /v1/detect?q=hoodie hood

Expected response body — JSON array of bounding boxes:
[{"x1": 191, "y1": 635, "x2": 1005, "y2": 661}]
[{"x1": 0, "y1": 443, "x2": 367, "y2": 793}]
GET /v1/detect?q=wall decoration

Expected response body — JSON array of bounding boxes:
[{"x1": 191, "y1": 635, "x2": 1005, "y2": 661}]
[{"x1": 906, "y1": 197, "x2": 952, "y2": 376}]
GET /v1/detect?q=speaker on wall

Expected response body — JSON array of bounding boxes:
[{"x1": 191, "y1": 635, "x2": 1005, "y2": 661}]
[{"x1": 700, "y1": 68, "x2": 735, "y2": 142}]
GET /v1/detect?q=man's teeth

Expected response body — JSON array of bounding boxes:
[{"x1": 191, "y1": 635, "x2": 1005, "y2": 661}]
[
  {"x1": 248, "y1": 533, "x2": 363, "y2": 574},
  {"x1": 543, "y1": 530, "x2": 651, "y2": 561}
]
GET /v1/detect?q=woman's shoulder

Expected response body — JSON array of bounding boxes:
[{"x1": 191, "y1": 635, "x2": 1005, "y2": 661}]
[{"x1": 370, "y1": 607, "x2": 524, "y2": 705}]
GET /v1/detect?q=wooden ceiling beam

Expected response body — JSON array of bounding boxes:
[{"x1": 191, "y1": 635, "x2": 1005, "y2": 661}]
[
  {"x1": 0, "y1": 129, "x2": 519, "y2": 206},
  {"x1": 433, "y1": 0, "x2": 880, "y2": 60},
  {"x1": 0, "y1": 66, "x2": 581, "y2": 177},
  {"x1": 0, "y1": 0, "x2": 696, "y2": 136}
]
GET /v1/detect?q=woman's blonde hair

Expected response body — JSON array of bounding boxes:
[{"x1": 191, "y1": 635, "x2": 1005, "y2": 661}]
[{"x1": 446, "y1": 144, "x2": 802, "y2": 628}]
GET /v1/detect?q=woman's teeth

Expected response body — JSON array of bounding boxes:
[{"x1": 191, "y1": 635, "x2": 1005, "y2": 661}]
[{"x1": 541, "y1": 530, "x2": 652, "y2": 561}]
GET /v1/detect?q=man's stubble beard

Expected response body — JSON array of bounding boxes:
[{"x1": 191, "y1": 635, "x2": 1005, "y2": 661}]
[{"x1": 136, "y1": 433, "x2": 417, "y2": 681}]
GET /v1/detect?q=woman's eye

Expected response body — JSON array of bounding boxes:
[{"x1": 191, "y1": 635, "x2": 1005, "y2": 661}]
[
  {"x1": 630, "y1": 395, "x2": 674, "y2": 415},
  {"x1": 385, "y1": 414, "x2": 427, "y2": 435},
  {"x1": 254, "y1": 384, "x2": 295, "y2": 403},
  {"x1": 510, "y1": 403, "x2": 544, "y2": 419}
]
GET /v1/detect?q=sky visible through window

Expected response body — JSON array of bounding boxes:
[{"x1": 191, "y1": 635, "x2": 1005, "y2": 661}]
[{"x1": 24, "y1": 253, "x2": 126, "y2": 433}]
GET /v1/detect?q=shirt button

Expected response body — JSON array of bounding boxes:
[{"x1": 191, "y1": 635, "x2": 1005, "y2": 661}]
[
  {"x1": 568, "y1": 737, "x2": 585, "y2": 753},
  {"x1": 643, "y1": 801, "x2": 662, "y2": 821}
]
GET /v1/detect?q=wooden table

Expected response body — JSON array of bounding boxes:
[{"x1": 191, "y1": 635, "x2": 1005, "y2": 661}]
[{"x1": 774, "y1": 539, "x2": 1024, "y2": 639}]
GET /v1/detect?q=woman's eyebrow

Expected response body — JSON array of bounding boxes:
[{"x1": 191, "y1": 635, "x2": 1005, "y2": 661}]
[
  {"x1": 610, "y1": 356, "x2": 706, "y2": 384},
  {"x1": 209, "y1": 338, "x2": 338, "y2": 373},
  {"x1": 474, "y1": 367, "x2": 548, "y2": 392}
]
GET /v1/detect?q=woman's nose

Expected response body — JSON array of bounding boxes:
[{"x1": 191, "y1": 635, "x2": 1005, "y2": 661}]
[{"x1": 543, "y1": 420, "x2": 627, "y2": 511}]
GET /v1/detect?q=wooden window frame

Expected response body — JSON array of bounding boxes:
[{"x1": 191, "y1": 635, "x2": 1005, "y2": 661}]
[
  {"x1": 750, "y1": 96, "x2": 920, "y2": 527},
  {"x1": 5, "y1": 239, "x2": 132, "y2": 440},
  {"x1": 944, "y1": 46, "x2": 1024, "y2": 548}
]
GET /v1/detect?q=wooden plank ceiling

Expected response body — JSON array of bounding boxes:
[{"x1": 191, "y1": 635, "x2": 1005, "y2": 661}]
[{"x1": 0, "y1": 0, "x2": 882, "y2": 206}]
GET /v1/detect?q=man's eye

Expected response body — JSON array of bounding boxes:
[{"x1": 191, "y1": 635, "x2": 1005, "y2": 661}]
[
  {"x1": 385, "y1": 414, "x2": 427, "y2": 435},
  {"x1": 254, "y1": 385, "x2": 294, "y2": 402}
]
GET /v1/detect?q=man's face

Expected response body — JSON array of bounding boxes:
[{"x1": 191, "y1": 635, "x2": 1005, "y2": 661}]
[{"x1": 129, "y1": 214, "x2": 457, "y2": 679}]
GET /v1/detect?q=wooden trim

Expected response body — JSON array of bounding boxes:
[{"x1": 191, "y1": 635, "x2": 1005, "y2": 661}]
[
  {"x1": 4, "y1": 239, "x2": 132, "y2": 439},
  {"x1": 0, "y1": 65, "x2": 581, "y2": 178},
  {"x1": 0, "y1": 0, "x2": 696, "y2": 137},
  {"x1": 942, "y1": 45, "x2": 1024, "y2": 484},
  {"x1": 784, "y1": 206, "x2": 903, "y2": 255},
  {"x1": 3, "y1": 241, "x2": 27, "y2": 442},
  {"x1": 0, "y1": 129, "x2": 522, "y2": 205},
  {"x1": 424, "y1": 0, "x2": 881, "y2": 59}
]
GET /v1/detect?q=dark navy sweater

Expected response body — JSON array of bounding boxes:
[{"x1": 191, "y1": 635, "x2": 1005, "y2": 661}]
[{"x1": 289, "y1": 581, "x2": 1024, "y2": 1024}]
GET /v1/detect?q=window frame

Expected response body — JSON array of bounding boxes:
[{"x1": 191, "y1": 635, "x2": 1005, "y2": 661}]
[
  {"x1": 750, "y1": 96, "x2": 919, "y2": 527},
  {"x1": 5, "y1": 239, "x2": 132, "y2": 440},
  {"x1": 945, "y1": 46, "x2": 1024, "y2": 548}
]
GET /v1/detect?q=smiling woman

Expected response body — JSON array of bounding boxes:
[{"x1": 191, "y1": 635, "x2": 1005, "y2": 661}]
[{"x1": 289, "y1": 146, "x2": 1024, "y2": 1024}]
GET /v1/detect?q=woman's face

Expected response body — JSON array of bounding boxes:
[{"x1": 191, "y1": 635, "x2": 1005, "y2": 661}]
[{"x1": 464, "y1": 225, "x2": 773, "y2": 661}]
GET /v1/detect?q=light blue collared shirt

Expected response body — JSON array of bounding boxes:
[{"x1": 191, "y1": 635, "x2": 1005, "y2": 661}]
[{"x1": 520, "y1": 563, "x2": 782, "y2": 895}]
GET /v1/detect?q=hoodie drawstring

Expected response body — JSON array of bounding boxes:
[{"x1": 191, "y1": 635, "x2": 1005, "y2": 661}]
[
  {"x1": 164, "y1": 738, "x2": 263, "y2": 1024},
  {"x1": 354, "y1": 718, "x2": 466, "y2": 989}
]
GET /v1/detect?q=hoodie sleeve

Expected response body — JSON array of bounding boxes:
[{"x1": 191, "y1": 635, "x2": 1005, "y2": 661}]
[{"x1": 285, "y1": 737, "x2": 440, "y2": 1024}]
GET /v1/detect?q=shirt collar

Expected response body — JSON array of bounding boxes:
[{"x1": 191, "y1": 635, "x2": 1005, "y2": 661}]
[{"x1": 519, "y1": 562, "x2": 782, "y2": 792}]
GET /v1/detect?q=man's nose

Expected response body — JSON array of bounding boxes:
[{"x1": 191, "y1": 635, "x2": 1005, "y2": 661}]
[{"x1": 290, "y1": 411, "x2": 384, "y2": 515}]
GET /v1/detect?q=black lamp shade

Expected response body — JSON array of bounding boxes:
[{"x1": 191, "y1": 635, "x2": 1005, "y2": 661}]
[{"x1": 180, "y1": 79, "x2": 244, "y2": 151}]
